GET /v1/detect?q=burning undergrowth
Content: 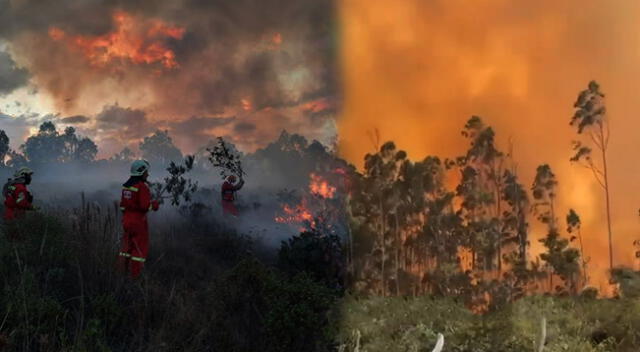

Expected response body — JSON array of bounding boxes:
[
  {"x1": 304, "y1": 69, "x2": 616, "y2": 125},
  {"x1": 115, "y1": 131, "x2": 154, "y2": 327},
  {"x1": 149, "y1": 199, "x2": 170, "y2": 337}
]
[{"x1": 274, "y1": 170, "x2": 347, "y2": 236}]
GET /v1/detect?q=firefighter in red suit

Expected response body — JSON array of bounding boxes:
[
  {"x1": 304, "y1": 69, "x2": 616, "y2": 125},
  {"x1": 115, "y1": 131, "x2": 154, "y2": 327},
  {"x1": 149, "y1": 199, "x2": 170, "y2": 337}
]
[
  {"x1": 118, "y1": 160, "x2": 160, "y2": 279},
  {"x1": 221, "y1": 174, "x2": 244, "y2": 217},
  {"x1": 3, "y1": 167, "x2": 36, "y2": 240}
]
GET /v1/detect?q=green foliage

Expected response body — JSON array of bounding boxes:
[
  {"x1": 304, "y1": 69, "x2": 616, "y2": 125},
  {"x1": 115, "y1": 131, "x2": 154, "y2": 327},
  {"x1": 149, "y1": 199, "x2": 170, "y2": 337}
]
[
  {"x1": 264, "y1": 272, "x2": 338, "y2": 351},
  {"x1": 539, "y1": 230, "x2": 581, "y2": 290},
  {"x1": 207, "y1": 136, "x2": 245, "y2": 179},
  {"x1": 150, "y1": 154, "x2": 198, "y2": 206},
  {"x1": 531, "y1": 164, "x2": 558, "y2": 226},
  {"x1": 208, "y1": 258, "x2": 339, "y2": 352},
  {"x1": 0, "y1": 209, "x2": 339, "y2": 351},
  {"x1": 566, "y1": 209, "x2": 581, "y2": 233},
  {"x1": 571, "y1": 80, "x2": 606, "y2": 134},
  {"x1": 338, "y1": 295, "x2": 640, "y2": 352},
  {"x1": 611, "y1": 267, "x2": 640, "y2": 299},
  {"x1": 278, "y1": 230, "x2": 344, "y2": 289}
]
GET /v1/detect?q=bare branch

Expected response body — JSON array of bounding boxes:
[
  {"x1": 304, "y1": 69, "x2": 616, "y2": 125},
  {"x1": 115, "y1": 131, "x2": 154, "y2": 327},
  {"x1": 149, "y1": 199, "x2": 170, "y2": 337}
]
[
  {"x1": 589, "y1": 131, "x2": 602, "y2": 150},
  {"x1": 587, "y1": 165, "x2": 606, "y2": 189},
  {"x1": 576, "y1": 160, "x2": 605, "y2": 189}
]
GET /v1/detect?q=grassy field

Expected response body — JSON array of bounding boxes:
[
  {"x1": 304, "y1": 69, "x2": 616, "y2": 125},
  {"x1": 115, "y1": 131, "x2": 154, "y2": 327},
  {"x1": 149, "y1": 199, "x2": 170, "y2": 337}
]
[{"x1": 334, "y1": 294, "x2": 640, "y2": 352}]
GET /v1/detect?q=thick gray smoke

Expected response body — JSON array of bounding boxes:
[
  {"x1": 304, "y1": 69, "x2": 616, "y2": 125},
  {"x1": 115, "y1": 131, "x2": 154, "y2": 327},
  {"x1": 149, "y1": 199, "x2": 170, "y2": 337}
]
[{"x1": 0, "y1": 131, "x2": 349, "y2": 249}]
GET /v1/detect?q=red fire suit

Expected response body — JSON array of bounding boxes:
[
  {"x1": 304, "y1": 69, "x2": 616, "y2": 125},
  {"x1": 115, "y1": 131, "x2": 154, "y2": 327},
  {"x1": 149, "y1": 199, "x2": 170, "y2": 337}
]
[
  {"x1": 3, "y1": 182, "x2": 33, "y2": 240},
  {"x1": 4, "y1": 183, "x2": 33, "y2": 220},
  {"x1": 118, "y1": 180, "x2": 159, "y2": 278},
  {"x1": 221, "y1": 178, "x2": 244, "y2": 217}
]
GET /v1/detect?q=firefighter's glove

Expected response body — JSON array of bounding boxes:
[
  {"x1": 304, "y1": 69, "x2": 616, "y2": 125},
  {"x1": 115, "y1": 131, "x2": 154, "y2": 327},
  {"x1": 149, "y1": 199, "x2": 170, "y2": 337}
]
[{"x1": 151, "y1": 200, "x2": 160, "y2": 211}]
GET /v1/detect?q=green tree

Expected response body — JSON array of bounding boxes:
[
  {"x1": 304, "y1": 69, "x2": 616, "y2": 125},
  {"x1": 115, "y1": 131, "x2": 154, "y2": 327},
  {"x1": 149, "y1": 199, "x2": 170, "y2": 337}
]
[
  {"x1": 21, "y1": 121, "x2": 65, "y2": 164},
  {"x1": 363, "y1": 141, "x2": 404, "y2": 296},
  {"x1": 410, "y1": 157, "x2": 464, "y2": 295},
  {"x1": 139, "y1": 130, "x2": 183, "y2": 167},
  {"x1": 6, "y1": 149, "x2": 27, "y2": 168},
  {"x1": 75, "y1": 137, "x2": 98, "y2": 163},
  {"x1": 0, "y1": 130, "x2": 9, "y2": 166},
  {"x1": 452, "y1": 116, "x2": 505, "y2": 272},
  {"x1": 61, "y1": 126, "x2": 79, "y2": 161},
  {"x1": 21, "y1": 122, "x2": 98, "y2": 164},
  {"x1": 567, "y1": 208, "x2": 588, "y2": 286},
  {"x1": 532, "y1": 164, "x2": 580, "y2": 293},
  {"x1": 277, "y1": 230, "x2": 344, "y2": 290},
  {"x1": 502, "y1": 169, "x2": 529, "y2": 262},
  {"x1": 570, "y1": 80, "x2": 614, "y2": 270},
  {"x1": 349, "y1": 141, "x2": 404, "y2": 295},
  {"x1": 111, "y1": 147, "x2": 135, "y2": 162}
]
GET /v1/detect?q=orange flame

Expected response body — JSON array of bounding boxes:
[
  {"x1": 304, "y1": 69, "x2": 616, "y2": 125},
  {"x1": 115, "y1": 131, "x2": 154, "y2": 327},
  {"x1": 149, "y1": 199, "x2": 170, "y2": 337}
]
[
  {"x1": 275, "y1": 201, "x2": 316, "y2": 231},
  {"x1": 309, "y1": 172, "x2": 336, "y2": 198},
  {"x1": 49, "y1": 10, "x2": 184, "y2": 69}
]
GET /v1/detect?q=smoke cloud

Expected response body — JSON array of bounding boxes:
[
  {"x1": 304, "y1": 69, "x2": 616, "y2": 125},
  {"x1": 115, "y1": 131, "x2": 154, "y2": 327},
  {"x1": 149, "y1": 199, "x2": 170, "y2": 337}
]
[
  {"x1": 0, "y1": 0, "x2": 338, "y2": 154},
  {"x1": 0, "y1": 49, "x2": 28, "y2": 96}
]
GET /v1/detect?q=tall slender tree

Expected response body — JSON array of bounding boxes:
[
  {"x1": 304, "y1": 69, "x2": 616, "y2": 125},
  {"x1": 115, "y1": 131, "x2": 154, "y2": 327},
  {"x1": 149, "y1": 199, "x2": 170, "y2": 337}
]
[
  {"x1": 453, "y1": 116, "x2": 505, "y2": 273},
  {"x1": 570, "y1": 80, "x2": 614, "y2": 270}
]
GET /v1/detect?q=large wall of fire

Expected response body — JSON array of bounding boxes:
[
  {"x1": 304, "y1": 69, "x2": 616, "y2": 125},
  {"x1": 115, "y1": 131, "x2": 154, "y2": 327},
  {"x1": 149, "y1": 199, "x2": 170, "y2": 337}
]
[{"x1": 337, "y1": 0, "x2": 640, "y2": 288}]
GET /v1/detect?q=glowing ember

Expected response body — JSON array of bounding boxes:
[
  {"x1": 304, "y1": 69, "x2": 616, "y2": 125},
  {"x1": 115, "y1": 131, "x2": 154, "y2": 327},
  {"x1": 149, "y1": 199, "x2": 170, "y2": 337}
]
[
  {"x1": 275, "y1": 202, "x2": 316, "y2": 230},
  {"x1": 241, "y1": 98, "x2": 253, "y2": 111},
  {"x1": 49, "y1": 10, "x2": 184, "y2": 69},
  {"x1": 309, "y1": 172, "x2": 336, "y2": 198}
]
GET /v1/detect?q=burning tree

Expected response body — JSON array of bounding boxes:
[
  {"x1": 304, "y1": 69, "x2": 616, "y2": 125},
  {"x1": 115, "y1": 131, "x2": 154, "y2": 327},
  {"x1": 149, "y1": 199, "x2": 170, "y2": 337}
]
[
  {"x1": 207, "y1": 137, "x2": 245, "y2": 180},
  {"x1": 150, "y1": 155, "x2": 198, "y2": 206}
]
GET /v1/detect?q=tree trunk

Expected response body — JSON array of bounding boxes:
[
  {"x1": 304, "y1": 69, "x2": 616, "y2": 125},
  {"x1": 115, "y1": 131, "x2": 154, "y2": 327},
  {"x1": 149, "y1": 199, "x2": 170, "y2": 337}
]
[
  {"x1": 577, "y1": 228, "x2": 588, "y2": 286},
  {"x1": 600, "y1": 124, "x2": 614, "y2": 271}
]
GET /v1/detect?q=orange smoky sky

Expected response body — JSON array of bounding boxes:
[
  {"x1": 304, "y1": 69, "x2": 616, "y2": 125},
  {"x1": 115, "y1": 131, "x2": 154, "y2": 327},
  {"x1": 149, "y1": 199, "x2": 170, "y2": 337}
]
[{"x1": 338, "y1": 0, "x2": 640, "y2": 289}]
